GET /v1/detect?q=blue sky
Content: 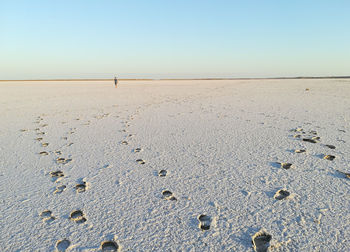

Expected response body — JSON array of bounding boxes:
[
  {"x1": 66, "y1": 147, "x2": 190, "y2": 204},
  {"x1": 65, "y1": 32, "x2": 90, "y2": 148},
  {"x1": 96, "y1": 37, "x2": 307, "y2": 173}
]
[{"x1": 1, "y1": 0, "x2": 349, "y2": 79}]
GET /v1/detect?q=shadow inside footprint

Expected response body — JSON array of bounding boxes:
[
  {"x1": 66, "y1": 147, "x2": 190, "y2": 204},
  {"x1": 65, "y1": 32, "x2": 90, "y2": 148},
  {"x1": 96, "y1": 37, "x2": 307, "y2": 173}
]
[
  {"x1": 302, "y1": 138, "x2": 317, "y2": 143},
  {"x1": 50, "y1": 171, "x2": 64, "y2": 182},
  {"x1": 133, "y1": 148, "x2": 142, "y2": 153},
  {"x1": 70, "y1": 210, "x2": 86, "y2": 223},
  {"x1": 324, "y1": 144, "x2": 336, "y2": 149},
  {"x1": 54, "y1": 185, "x2": 66, "y2": 194},
  {"x1": 274, "y1": 189, "x2": 290, "y2": 200},
  {"x1": 75, "y1": 182, "x2": 87, "y2": 193},
  {"x1": 198, "y1": 214, "x2": 211, "y2": 231},
  {"x1": 121, "y1": 141, "x2": 128, "y2": 145},
  {"x1": 39, "y1": 151, "x2": 49, "y2": 156},
  {"x1": 40, "y1": 210, "x2": 55, "y2": 222},
  {"x1": 158, "y1": 170, "x2": 167, "y2": 177},
  {"x1": 56, "y1": 157, "x2": 72, "y2": 164},
  {"x1": 162, "y1": 190, "x2": 176, "y2": 201},
  {"x1": 252, "y1": 230, "x2": 272, "y2": 252},
  {"x1": 101, "y1": 241, "x2": 119, "y2": 251},
  {"x1": 295, "y1": 149, "x2": 306, "y2": 153},
  {"x1": 50, "y1": 171, "x2": 64, "y2": 177},
  {"x1": 324, "y1": 155, "x2": 335, "y2": 161},
  {"x1": 56, "y1": 239, "x2": 70, "y2": 252},
  {"x1": 276, "y1": 162, "x2": 293, "y2": 169},
  {"x1": 136, "y1": 159, "x2": 145, "y2": 164}
]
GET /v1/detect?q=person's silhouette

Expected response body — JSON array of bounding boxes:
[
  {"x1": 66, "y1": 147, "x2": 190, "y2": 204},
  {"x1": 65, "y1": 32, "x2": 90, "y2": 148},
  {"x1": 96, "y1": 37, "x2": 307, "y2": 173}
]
[{"x1": 114, "y1": 77, "x2": 118, "y2": 88}]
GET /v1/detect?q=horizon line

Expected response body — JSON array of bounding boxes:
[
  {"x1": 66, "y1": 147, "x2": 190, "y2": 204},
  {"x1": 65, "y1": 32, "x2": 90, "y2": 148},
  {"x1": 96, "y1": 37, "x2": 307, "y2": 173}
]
[{"x1": 1, "y1": 76, "x2": 350, "y2": 82}]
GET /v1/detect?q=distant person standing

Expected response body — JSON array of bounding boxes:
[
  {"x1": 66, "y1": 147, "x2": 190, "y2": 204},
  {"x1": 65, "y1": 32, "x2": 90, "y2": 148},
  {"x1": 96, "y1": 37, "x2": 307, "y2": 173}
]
[{"x1": 114, "y1": 77, "x2": 118, "y2": 88}]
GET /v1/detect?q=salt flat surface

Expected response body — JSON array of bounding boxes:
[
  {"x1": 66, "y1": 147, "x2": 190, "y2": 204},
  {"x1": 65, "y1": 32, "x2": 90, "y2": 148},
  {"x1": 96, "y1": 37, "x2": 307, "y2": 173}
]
[{"x1": 0, "y1": 79, "x2": 349, "y2": 251}]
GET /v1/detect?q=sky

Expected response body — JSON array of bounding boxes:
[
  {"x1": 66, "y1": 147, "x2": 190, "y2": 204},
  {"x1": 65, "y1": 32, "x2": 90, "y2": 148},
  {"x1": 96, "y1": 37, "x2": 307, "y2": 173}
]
[{"x1": 0, "y1": 0, "x2": 349, "y2": 79}]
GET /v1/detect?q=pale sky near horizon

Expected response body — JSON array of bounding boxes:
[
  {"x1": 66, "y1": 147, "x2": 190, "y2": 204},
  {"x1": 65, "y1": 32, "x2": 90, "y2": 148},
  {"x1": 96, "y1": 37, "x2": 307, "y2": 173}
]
[{"x1": 1, "y1": 0, "x2": 349, "y2": 79}]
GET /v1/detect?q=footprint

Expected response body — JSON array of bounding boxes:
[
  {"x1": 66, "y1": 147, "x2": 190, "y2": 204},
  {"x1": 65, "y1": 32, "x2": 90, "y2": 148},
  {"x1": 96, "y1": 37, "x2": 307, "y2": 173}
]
[
  {"x1": 41, "y1": 142, "x2": 49, "y2": 147},
  {"x1": 252, "y1": 230, "x2": 272, "y2": 252},
  {"x1": 274, "y1": 189, "x2": 290, "y2": 200},
  {"x1": 162, "y1": 190, "x2": 176, "y2": 201},
  {"x1": 136, "y1": 159, "x2": 145, "y2": 165},
  {"x1": 19, "y1": 129, "x2": 28, "y2": 132},
  {"x1": 277, "y1": 162, "x2": 293, "y2": 169},
  {"x1": 100, "y1": 241, "x2": 119, "y2": 251},
  {"x1": 70, "y1": 210, "x2": 86, "y2": 223},
  {"x1": 40, "y1": 124, "x2": 48, "y2": 127},
  {"x1": 37, "y1": 132, "x2": 46, "y2": 135},
  {"x1": 56, "y1": 239, "x2": 70, "y2": 252},
  {"x1": 291, "y1": 128, "x2": 303, "y2": 132},
  {"x1": 50, "y1": 171, "x2": 64, "y2": 182},
  {"x1": 121, "y1": 141, "x2": 128, "y2": 145},
  {"x1": 133, "y1": 148, "x2": 142, "y2": 153},
  {"x1": 198, "y1": 214, "x2": 211, "y2": 230},
  {"x1": 324, "y1": 155, "x2": 335, "y2": 161},
  {"x1": 158, "y1": 170, "x2": 167, "y2": 177},
  {"x1": 54, "y1": 185, "x2": 66, "y2": 194},
  {"x1": 324, "y1": 144, "x2": 336, "y2": 149},
  {"x1": 55, "y1": 150, "x2": 62, "y2": 155},
  {"x1": 40, "y1": 210, "x2": 55, "y2": 222},
  {"x1": 302, "y1": 138, "x2": 317, "y2": 143},
  {"x1": 50, "y1": 170, "x2": 64, "y2": 177},
  {"x1": 75, "y1": 182, "x2": 87, "y2": 193},
  {"x1": 39, "y1": 151, "x2": 49, "y2": 156},
  {"x1": 295, "y1": 149, "x2": 306, "y2": 153},
  {"x1": 56, "y1": 157, "x2": 72, "y2": 164},
  {"x1": 312, "y1": 136, "x2": 320, "y2": 141},
  {"x1": 35, "y1": 137, "x2": 43, "y2": 141}
]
